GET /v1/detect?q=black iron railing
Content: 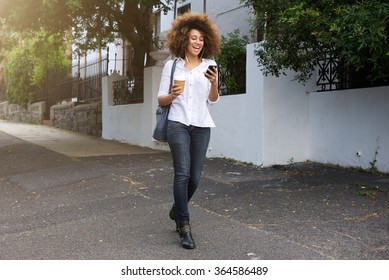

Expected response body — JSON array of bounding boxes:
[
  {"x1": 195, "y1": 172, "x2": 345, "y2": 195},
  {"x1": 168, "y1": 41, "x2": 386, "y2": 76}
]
[
  {"x1": 317, "y1": 55, "x2": 349, "y2": 92},
  {"x1": 217, "y1": 63, "x2": 246, "y2": 96},
  {"x1": 54, "y1": 49, "x2": 110, "y2": 103},
  {"x1": 113, "y1": 76, "x2": 144, "y2": 105},
  {"x1": 316, "y1": 54, "x2": 389, "y2": 92}
]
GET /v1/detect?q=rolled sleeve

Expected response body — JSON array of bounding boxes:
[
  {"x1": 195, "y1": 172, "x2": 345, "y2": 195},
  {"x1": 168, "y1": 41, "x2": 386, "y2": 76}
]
[
  {"x1": 157, "y1": 60, "x2": 174, "y2": 97},
  {"x1": 208, "y1": 94, "x2": 219, "y2": 104}
]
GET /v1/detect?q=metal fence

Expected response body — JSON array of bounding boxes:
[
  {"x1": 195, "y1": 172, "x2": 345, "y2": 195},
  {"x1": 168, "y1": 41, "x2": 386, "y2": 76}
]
[
  {"x1": 54, "y1": 54, "x2": 109, "y2": 103},
  {"x1": 316, "y1": 55, "x2": 389, "y2": 92},
  {"x1": 317, "y1": 55, "x2": 350, "y2": 92},
  {"x1": 218, "y1": 65, "x2": 246, "y2": 96},
  {"x1": 52, "y1": 53, "x2": 145, "y2": 106},
  {"x1": 54, "y1": 76, "x2": 77, "y2": 102},
  {"x1": 112, "y1": 76, "x2": 144, "y2": 105}
]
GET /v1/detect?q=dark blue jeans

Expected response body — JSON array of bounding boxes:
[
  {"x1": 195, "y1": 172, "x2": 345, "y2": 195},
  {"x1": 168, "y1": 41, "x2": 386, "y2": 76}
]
[{"x1": 167, "y1": 121, "x2": 210, "y2": 222}]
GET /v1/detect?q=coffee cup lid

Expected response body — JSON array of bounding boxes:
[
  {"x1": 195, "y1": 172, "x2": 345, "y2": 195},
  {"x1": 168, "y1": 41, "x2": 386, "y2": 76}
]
[{"x1": 174, "y1": 74, "x2": 186, "y2": 80}]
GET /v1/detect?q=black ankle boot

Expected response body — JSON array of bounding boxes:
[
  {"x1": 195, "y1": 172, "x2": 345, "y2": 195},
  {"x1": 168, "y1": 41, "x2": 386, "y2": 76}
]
[
  {"x1": 177, "y1": 220, "x2": 196, "y2": 249},
  {"x1": 169, "y1": 204, "x2": 179, "y2": 232},
  {"x1": 169, "y1": 204, "x2": 176, "y2": 220}
]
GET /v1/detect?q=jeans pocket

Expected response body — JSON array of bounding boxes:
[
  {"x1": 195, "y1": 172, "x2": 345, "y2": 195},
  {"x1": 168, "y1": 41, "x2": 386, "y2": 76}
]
[{"x1": 167, "y1": 120, "x2": 184, "y2": 130}]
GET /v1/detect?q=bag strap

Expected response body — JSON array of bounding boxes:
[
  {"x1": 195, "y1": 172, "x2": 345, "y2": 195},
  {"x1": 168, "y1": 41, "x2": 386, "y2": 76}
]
[{"x1": 168, "y1": 59, "x2": 178, "y2": 95}]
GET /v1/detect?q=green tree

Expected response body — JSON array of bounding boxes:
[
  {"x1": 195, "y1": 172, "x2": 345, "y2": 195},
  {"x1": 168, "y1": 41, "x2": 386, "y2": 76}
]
[
  {"x1": 4, "y1": 31, "x2": 70, "y2": 107},
  {"x1": 0, "y1": 20, "x2": 19, "y2": 100},
  {"x1": 4, "y1": 46, "x2": 33, "y2": 107},
  {"x1": 0, "y1": 0, "x2": 178, "y2": 78},
  {"x1": 242, "y1": 0, "x2": 389, "y2": 84},
  {"x1": 29, "y1": 31, "x2": 70, "y2": 89}
]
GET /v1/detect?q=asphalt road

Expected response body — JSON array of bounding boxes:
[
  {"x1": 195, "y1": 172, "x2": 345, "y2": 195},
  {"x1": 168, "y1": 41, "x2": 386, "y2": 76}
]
[{"x1": 1, "y1": 121, "x2": 388, "y2": 260}]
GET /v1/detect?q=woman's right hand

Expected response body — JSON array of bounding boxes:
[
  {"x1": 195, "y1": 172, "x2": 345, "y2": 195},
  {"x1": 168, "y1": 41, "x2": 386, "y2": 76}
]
[
  {"x1": 158, "y1": 84, "x2": 183, "y2": 106},
  {"x1": 170, "y1": 84, "x2": 183, "y2": 97}
]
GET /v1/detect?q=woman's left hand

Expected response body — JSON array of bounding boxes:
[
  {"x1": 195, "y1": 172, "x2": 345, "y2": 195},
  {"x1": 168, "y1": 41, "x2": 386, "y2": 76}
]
[{"x1": 204, "y1": 67, "x2": 218, "y2": 85}]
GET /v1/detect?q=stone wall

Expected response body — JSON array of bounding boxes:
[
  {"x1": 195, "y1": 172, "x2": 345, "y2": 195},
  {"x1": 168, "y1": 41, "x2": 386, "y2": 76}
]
[
  {"x1": 50, "y1": 102, "x2": 102, "y2": 137},
  {"x1": 0, "y1": 101, "x2": 9, "y2": 118},
  {"x1": 0, "y1": 100, "x2": 102, "y2": 137},
  {"x1": 0, "y1": 101, "x2": 45, "y2": 124}
]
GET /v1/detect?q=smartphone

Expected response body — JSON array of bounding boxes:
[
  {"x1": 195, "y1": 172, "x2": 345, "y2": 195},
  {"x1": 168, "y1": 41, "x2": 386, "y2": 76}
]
[{"x1": 206, "y1": 65, "x2": 217, "y2": 75}]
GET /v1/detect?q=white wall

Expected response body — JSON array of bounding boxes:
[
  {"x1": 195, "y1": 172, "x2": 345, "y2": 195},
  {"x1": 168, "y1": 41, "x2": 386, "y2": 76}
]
[
  {"x1": 206, "y1": 0, "x2": 253, "y2": 40},
  {"x1": 261, "y1": 71, "x2": 316, "y2": 165},
  {"x1": 309, "y1": 86, "x2": 389, "y2": 172},
  {"x1": 207, "y1": 43, "x2": 263, "y2": 165},
  {"x1": 209, "y1": 44, "x2": 316, "y2": 166},
  {"x1": 102, "y1": 44, "x2": 389, "y2": 173},
  {"x1": 102, "y1": 67, "x2": 164, "y2": 149}
]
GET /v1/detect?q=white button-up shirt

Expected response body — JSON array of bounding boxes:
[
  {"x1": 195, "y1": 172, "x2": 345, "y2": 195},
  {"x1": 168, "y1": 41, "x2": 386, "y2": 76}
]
[{"x1": 158, "y1": 58, "x2": 219, "y2": 128}]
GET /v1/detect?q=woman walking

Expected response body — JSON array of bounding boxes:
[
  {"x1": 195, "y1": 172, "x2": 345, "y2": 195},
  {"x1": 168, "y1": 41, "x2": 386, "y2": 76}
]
[{"x1": 157, "y1": 12, "x2": 220, "y2": 249}]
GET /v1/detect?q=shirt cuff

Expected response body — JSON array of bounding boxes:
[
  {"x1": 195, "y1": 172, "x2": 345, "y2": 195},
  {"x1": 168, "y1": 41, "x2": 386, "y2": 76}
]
[{"x1": 208, "y1": 95, "x2": 220, "y2": 104}]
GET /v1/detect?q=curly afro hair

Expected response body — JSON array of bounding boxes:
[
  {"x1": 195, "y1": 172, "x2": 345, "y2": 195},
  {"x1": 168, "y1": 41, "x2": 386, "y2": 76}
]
[{"x1": 165, "y1": 12, "x2": 220, "y2": 59}]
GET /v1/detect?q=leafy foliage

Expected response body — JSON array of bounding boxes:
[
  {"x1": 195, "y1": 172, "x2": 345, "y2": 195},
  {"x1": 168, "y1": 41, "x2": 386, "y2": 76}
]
[
  {"x1": 242, "y1": 0, "x2": 389, "y2": 83},
  {"x1": 0, "y1": 0, "x2": 178, "y2": 78},
  {"x1": 216, "y1": 29, "x2": 249, "y2": 95},
  {"x1": 0, "y1": 20, "x2": 19, "y2": 99},
  {"x1": 0, "y1": 20, "x2": 19, "y2": 55},
  {"x1": 4, "y1": 31, "x2": 70, "y2": 107},
  {"x1": 29, "y1": 32, "x2": 70, "y2": 89},
  {"x1": 4, "y1": 47, "x2": 33, "y2": 107}
]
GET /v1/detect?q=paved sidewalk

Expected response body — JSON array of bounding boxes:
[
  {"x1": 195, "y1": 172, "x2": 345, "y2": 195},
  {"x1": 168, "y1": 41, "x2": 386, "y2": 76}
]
[
  {"x1": 0, "y1": 121, "x2": 388, "y2": 260},
  {"x1": 0, "y1": 121, "x2": 157, "y2": 157}
]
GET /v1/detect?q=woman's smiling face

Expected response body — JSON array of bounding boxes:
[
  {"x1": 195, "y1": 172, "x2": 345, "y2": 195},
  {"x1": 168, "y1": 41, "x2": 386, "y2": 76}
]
[{"x1": 186, "y1": 29, "x2": 204, "y2": 58}]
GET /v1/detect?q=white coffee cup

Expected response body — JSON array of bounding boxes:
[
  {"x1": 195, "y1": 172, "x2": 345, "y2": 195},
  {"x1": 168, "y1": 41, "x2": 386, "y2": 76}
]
[{"x1": 174, "y1": 75, "x2": 186, "y2": 94}]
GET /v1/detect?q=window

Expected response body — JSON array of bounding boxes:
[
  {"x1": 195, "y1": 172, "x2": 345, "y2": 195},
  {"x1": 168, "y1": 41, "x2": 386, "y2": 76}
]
[
  {"x1": 177, "y1": 3, "x2": 191, "y2": 16},
  {"x1": 154, "y1": 10, "x2": 161, "y2": 37}
]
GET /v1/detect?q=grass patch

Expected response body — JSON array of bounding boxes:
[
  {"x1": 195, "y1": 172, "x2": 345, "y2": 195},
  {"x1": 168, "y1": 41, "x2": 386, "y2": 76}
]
[{"x1": 355, "y1": 184, "x2": 384, "y2": 199}]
